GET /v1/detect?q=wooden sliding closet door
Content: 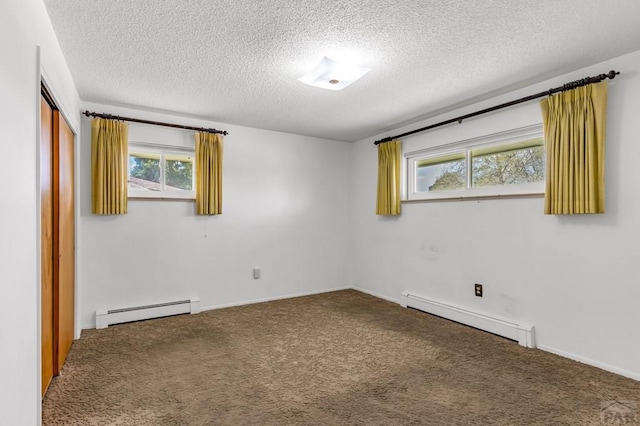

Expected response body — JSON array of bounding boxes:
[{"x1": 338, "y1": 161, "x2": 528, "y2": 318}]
[
  {"x1": 41, "y1": 87, "x2": 75, "y2": 397},
  {"x1": 41, "y1": 95, "x2": 54, "y2": 396},
  {"x1": 54, "y1": 112, "x2": 75, "y2": 370}
]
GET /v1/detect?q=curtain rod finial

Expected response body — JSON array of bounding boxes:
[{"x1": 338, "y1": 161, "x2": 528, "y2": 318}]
[{"x1": 375, "y1": 136, "x2": 393, "y2": 145}]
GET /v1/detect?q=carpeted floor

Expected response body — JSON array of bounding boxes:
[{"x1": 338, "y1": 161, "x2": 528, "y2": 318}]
[{"x1": 43, "y1": 290, "x2": 639, "y2": 425}]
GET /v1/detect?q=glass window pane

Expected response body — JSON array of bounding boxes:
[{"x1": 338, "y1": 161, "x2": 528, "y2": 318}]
[
  {"x1": 129, "y1": 152, "x2": 161, "y2": 191},
  {"x1": 416, "y1": 155, "x2": 466, "y2": 193},
  {"x1": 471, "y1": 142, "x2": 544, "y2": 188},
  {"x1": 165, "y1": 154, "x2": 194, "y2": 191}
]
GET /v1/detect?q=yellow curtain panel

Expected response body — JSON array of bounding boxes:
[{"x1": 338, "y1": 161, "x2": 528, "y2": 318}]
[
  {"x1": 195, "y1": 132, "x2": 223, "y2": 215},
  {"x1": 91, "y1": 118, "x2": 128, "y2": 214},
  {"x1": 376, "y1": 139, "x2": 402, "y2": 215},
  {"x1": 540, "y1": 81, "x2": 608, "y2": 214}
]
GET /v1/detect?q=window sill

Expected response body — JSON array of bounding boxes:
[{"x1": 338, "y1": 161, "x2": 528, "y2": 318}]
[{"x1": 402, "y1": 192, "x2": 543, "y2": 203}]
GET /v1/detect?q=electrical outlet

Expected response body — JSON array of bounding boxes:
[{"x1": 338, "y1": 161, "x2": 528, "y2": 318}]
[
  {"x1": 475, "y1": 283, "x2": 483, "y2": 297},
  {"x1": 253, "y1": 268, "x2": 261, "y2": 279}
]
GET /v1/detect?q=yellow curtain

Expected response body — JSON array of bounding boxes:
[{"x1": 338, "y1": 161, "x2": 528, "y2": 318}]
[
  {"x1": 376, "y1": 139, "x2": 402, "y2": 215},
  {"x1": 540, "y1": 81, "x2": 607, "y2": 214},
  {"x1": 91, "y1": 118, "x2": 128, "y2": 214},
  {"x1": 195, "y1": 132, "x2": 223, "y2": 215}
]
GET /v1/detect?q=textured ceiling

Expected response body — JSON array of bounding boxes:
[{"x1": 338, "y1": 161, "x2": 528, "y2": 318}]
[{"x1": 44, "y1": 0, "x2": 640, "y2": 142}]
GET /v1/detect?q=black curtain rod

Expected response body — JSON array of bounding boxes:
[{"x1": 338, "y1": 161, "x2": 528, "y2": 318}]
[
  {"x1": 374, "y1": 70, "x2": 620, "y2": 145},
  {"x1": 82, "y1": 111, "x2": 228, "y2": 135}
]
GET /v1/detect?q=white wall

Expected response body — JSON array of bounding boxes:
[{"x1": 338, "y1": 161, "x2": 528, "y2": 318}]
[
  {"x1": 0, "y1": 0, "x2": 81, "y2": 424},
  {"x1": 352, "y1": 49, "x2": 640, "y2": 380},
  {"x1": 78, "y1": 103, "x2": 353, "y2": 329}
]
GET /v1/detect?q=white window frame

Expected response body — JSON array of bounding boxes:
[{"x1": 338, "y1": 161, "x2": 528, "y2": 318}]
[
  {"x1": 405, "y1": 124, "x2": 544, "y2": 201},
  {"x1": 128, "y1": 142, "x2": 196, "y2": 200}
]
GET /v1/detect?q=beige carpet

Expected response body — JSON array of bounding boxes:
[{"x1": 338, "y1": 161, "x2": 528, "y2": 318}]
[{"x1": 43, "y1": 290, "x2": 639, "y2": 425}]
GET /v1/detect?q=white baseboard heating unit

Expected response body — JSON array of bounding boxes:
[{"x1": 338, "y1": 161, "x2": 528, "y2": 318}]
[
  {"x1": 401, "y1": 291, "x2": 535, "y2": 348},
  {"x1": 96, "y1": 298, "x2": 200, "y2": 329}
]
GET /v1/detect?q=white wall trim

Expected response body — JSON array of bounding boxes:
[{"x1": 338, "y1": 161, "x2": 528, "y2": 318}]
[
  {"x1": 352, "y1": 286, "x2": 401, "y2": 304},
  {"x1": 35, "y1": 45, "x2": 43, "y2": 426},
  {"x1": 537, "y1": 344, "x2": 640, "y2": 382},
  {"x1": 81, "y1": 286, "x2": 352, "y2": 329},
  {"x1": 200, "y1": 286, "x2": 351, "y2": 313},
  {"x1": 40, "y1": 65, "x2": 80, "y2": 134},
  {"x1": 77, "y1": 285, "x2": 640, "y2": 382},
  {"x1": 354, "y1": 288, "x2": 638, "y2": 381}
]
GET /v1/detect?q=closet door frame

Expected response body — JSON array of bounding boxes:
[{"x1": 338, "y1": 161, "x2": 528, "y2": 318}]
[
  {"x1": 39, "y1": 80, "x2": 77, "y2": 398},
  {"x1": 40, "y1": 90, "x2": 55, "y2": 396}
]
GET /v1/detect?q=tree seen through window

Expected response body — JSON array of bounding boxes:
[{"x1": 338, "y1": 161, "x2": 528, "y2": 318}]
[
  {"x1": 129, "y1": 152, "x2": 193, "y2": 191},
  {"x1": 416, "y1": 142, "x2": 544, "y2": 192}
]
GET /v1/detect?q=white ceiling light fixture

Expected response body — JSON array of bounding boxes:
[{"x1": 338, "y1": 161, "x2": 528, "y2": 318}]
[{"x1": 298, "y1": 56, "x2": 371, "y2": 91}]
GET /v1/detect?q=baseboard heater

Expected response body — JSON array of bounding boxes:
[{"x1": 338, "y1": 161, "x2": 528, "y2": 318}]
[
  {"x1": 401, "y1": 291, "x2": 535, "y2": 348},
  {"x1": 96, "y1": 298, "x2": 200, "y2": 329}
]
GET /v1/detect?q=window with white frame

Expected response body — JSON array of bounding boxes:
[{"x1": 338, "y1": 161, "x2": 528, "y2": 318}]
[
  {"x1": 128, "y1": 143, "x2": 195, "y2": 199},
  {"x1": 406, "y1": 125, "x2": 544, "y2": 200}
]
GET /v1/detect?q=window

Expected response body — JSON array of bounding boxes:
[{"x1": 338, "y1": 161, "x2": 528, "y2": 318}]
[
  {"x1": 128, "y1": 143, "x2": 195, "y2": 199},
  {"x1": 406, "y1": 125, "x2": 544, "y2": 200},
  {"x1": 416, "y1": 152, "x2": 466, "y2": 193}
]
